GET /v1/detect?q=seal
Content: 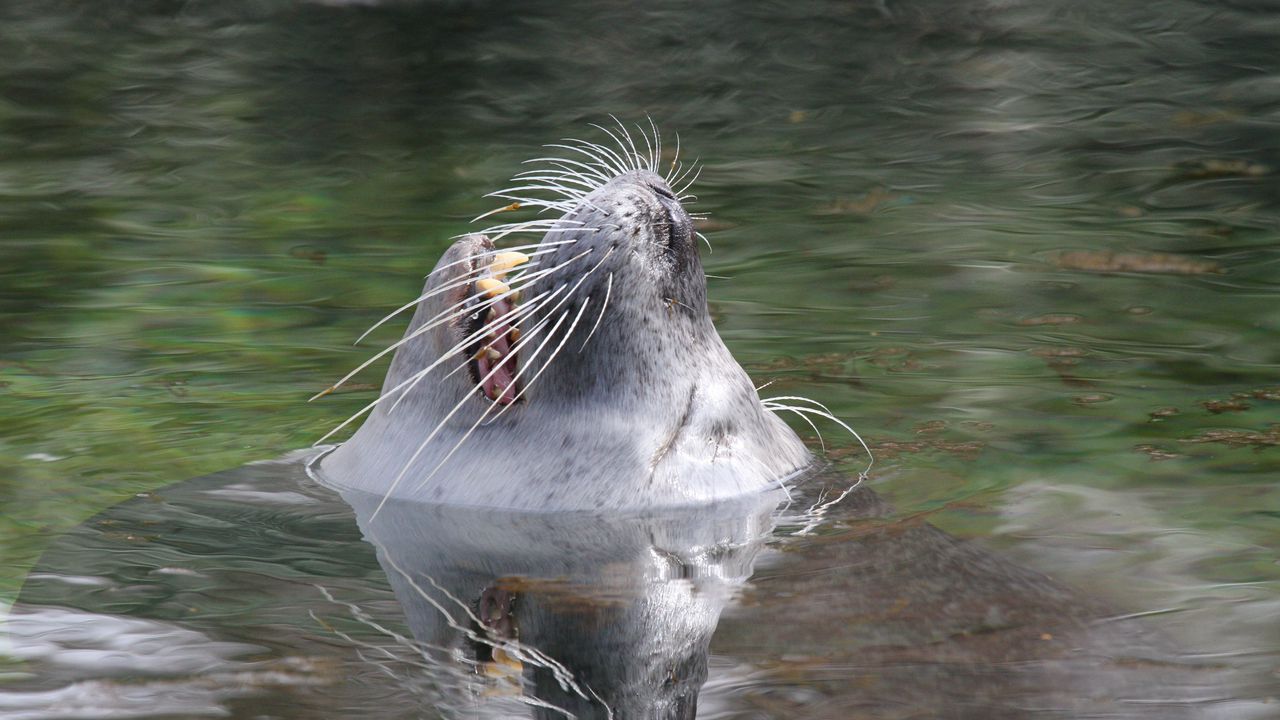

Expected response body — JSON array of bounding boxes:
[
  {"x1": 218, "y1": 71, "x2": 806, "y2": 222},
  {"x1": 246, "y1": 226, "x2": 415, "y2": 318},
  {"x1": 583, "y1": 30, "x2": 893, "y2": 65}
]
[{"x1": 313, "y1": 126, "x2": 824, "y2": 511}]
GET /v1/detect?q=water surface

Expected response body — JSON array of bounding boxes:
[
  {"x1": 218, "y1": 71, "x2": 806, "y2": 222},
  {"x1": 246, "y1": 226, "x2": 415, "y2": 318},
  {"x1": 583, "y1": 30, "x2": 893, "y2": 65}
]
[{"x1": 2, "y1": 0, "x2": 1278, "y2": 716}]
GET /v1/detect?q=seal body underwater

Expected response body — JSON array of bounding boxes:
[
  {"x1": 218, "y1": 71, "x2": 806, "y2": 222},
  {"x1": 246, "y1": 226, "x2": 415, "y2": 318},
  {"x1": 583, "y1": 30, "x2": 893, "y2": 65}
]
[{"x1": 316, "y1": 142, "x2": 816, "y2": 510}]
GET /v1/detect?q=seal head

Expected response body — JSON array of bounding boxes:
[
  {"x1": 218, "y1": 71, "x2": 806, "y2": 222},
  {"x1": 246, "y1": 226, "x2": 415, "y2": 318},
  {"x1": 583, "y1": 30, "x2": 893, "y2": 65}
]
[{"x1": 318, "y1": 151, "x2": 812, "y2": 510}]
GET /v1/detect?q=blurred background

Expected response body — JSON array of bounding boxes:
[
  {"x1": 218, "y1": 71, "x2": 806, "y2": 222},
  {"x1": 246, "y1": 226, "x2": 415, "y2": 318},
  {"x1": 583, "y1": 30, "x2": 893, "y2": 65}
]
[{"x1": 1, "y1": 0, "x2": 1277, "y2": 690}]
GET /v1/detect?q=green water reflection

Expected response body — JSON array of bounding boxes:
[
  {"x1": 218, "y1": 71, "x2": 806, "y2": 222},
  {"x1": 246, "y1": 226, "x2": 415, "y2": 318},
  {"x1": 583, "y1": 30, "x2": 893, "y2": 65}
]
[{"x1": 1, "y1": 0, "x2": 1277, "y2": 677}]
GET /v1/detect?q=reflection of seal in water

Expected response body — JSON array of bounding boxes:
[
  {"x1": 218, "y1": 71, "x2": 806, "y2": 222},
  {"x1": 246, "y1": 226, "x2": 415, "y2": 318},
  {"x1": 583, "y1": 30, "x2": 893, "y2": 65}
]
[
  {"x1": 315, "y1": 126, "x2": 828, "y2": 509},
  {"x1": 338, "y1": 484, "x2": 784, "y2": 719}
]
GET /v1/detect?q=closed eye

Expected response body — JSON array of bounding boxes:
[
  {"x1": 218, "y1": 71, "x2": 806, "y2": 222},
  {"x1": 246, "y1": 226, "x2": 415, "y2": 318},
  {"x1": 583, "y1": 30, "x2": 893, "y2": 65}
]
[{"x1": 650, "y1": 183, "x2": 677, "y2": 201}]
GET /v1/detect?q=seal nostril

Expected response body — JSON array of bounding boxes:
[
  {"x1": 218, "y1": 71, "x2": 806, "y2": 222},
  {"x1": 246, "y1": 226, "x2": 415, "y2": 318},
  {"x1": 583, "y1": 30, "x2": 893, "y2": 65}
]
[{"x1": 653, "y1": 198, "x2": 690, "y2": 255}]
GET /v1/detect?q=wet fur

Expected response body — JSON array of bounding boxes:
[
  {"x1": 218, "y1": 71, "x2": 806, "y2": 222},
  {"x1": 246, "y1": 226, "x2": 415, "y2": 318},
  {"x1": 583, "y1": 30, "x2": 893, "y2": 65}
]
[{"x1": 319, "y1": 147, "x2": 811, "y2": 510}]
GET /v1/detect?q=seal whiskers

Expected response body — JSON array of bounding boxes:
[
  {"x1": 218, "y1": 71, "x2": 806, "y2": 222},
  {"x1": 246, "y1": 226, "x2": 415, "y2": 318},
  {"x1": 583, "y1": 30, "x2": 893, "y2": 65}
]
[
  {"x1": 314, "y1": 289, "x2": 557, "y2": 447},
  {"x1": 314, "y1": 245, "x2": 592, "y2": 407},
  {"x1": 577, "y1": 272, "x2": 613, "y2": 353},
  {"x1": 405, "y1": 297, "x2": 598, "y2": 501},
  {"x1": 353, "y1": 237, "x2": 579, "y2": 345},
  {"x1": 379, "y1": 310, "x2": 569, "y2": 514},
  {"x1": 761, "y1": 394, "x2": 874, "y2": 479},
  {"x1": 317, "y1": 122, "x2": 824, "y2": 510}
]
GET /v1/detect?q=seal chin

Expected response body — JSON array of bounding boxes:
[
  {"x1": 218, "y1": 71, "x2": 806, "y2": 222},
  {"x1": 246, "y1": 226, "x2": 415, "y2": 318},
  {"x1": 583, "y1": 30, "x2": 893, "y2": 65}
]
[{"x1": 317, "y1": 136, "x2": 814, "y2": 510}]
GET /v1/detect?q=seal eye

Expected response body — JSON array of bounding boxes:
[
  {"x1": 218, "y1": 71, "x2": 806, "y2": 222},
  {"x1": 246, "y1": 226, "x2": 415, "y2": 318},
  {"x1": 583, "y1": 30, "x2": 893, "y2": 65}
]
[{"x1": 651, "y1": 183, "x2": 677, "y2": 201}]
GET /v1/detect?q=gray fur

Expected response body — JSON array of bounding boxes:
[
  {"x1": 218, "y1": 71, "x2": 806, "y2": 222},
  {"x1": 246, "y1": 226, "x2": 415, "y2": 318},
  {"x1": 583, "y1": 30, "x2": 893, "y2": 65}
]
[{"x1": 319, "y1": 170, "x2": 811, "y2": 509}]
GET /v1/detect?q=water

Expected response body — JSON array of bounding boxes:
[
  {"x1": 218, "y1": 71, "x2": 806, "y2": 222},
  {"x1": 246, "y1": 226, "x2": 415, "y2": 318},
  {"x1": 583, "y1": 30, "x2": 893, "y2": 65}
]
[
  {"x1": 5, "y1": 458, "x2": 1254, "y2": 718},
  {"x1": 2, "y1": 0, "x2": 1278, "y2": 716}
]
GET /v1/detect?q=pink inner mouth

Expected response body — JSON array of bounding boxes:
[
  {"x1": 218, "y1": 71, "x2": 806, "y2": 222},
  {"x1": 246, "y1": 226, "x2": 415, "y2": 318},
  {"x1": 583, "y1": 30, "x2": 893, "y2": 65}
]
[{"x1": 473, "y1": 293, "x2": 519, "y2": 405}]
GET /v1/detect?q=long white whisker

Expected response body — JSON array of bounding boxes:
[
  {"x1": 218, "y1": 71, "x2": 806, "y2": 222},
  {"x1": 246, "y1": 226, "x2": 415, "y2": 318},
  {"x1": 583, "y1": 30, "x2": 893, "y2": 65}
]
[
  {"x1": 548, "y1": 142, "x2": 624, "y2": 178},
  {"x1": 371, "y1": 309, "x2": 570, "y2": 519},
  {"x1": 761, "y1": 395, "x2": 875, "y2": 477},
  {"x1": 486, "y1": 296, "x2": 593, "y2": 424},
  {"x1": 377, "y1": 274, "x2": 573, "y2": 413},
  {"x1": 353, "y1": 246, "x2": 567, "y2": 345},
  {"x1": 405, "y1": 237, "x2": 560, "y2": 287},
  {"x1": 636, "y1": 121, "x2": 656, "y2": 173},
  {"x1": 696, "y1": 231, "x2": 712, "y2": 254},
  {"x1": 469, "y1": 224, "x2": 582, "y2": 240},
  {"x1": 614, "y1": 120, "x2": 644, "y2": 171},
  {"x1": 541, "y1": 159, "x2": 607, "y2": 188},
  {"x1": 524, "y1": 153, "x2": 611, "y2": 173},
  {"x1": 666, "y1": 132, "x2": 681, "y2": 183},
  {"x1": 480, "y1": 246, "x2": 614, "y2": 425},
  {"x1": 762, "y1": 401, "x2": 827, "y2": 452},
  {"x1": 579, "y1": 272, "x2": 613, "y2": 352},
  {"x1": 647, "y1": 116, "x2": 662, "y2": 173},
  {"x1": 512, "y1": 172, "x2": 596, "y2": 191},
  {"x1": 435, "y1": 306, "x2": 555, "y2": 385},
  {"x1": 490, "y1": 179, "x2": 584, "y2": 195},
  {"x1": 468, "y1": 218, "x2": 582, "y2": 230},
  {"x1": 518, "y1": 167, "x2": 597, "y2": 192},
  {"x1": 479, "y1": 223, "x2": 583, "y2": 243},
  {"x1": 312, "y1": 289, "x2": 557, "y2": 445},
  {"x1": 591, "y1": 122, "x2": 639, "y2": 172},
  {"x1": 572, "y1": 137, "x2": 632, "y2": 177},
  {"x1": 370, "y1": 552, "x2": 591, "y2": 706},
  {"x1": 669, "y1": 157, "x2": 698, "y2": 189},
  {"x1": 384, "y1": 289, "x2": 562, "y2": 415},
  {"x1": 317, "y1": 249, "x2": 590, "y2": 399},
  {"x1": 609, "y1": 115, "x2": 644, "y2": 171},
  {"x1": 470, "y1": 203, "x2": 522, "y2": 223},
  {"x1": 612, "y1": 115, "x2": 641, "y2": 164},
  {"x1": 410, "y1": 309, "x2": 573, "y2": 492},
  {"x1": 676, "y1": 162, "x2": 703, "y2": 197},
  {"x1": 530, "y1": 152, "x2": 613, "y2": 182},
  {"x1": 484, "y1": 194, "x2": 574, "y2": 213},
  {"x1": 487, "y1": 184, "x2": 584, "y2": 201},
  {"x1": 573, "y1": 135, "x2": 630, "y2": 175}
]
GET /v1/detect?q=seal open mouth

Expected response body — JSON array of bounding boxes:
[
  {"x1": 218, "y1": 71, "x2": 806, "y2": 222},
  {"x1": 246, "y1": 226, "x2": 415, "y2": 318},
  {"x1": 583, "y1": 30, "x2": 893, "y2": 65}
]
[
  {"x1": 314, "y1": 122, "x2": 850, "y2": 511},
  {"x1": 463, "y1": 251, "x2": 528, "y2": 405}
]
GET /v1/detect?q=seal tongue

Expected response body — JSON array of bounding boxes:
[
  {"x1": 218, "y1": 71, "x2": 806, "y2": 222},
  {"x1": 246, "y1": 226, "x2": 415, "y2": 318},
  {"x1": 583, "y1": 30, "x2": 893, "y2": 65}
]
[{"x1": 476, "y1": 295, "x2": 519, "y2": 404}]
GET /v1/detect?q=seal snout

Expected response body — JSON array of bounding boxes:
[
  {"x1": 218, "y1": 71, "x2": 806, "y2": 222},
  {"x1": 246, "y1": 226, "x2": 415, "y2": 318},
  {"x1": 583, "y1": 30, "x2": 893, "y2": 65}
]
[
  {"x1": 652, "y1": 186, "x2": 693, "y2": 255},
  {"x1": 318, "y1": 127, "x2": 821, "y2": 509},
  {"x1": 597, "y1": 171, "x2": 695, "y2": 261}
]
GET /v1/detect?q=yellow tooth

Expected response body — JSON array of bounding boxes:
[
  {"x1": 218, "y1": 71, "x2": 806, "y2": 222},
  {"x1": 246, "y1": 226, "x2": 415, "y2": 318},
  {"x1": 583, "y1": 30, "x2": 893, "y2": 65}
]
[
  {"x1": 489, "y1": 251, "x2": 529, "y2": 280},
  {"x1": 508, "y1": 327, "x2": 521, "y2": 342},
  {"x1": 475, "y1": 277, "x2": 510, "y2": 298},
  {"x1": 493, "y1": 647, "x2": 523, "y2": 671},
  {"x1": 485, "y1": 347, "x2": 501, "y2": 360}
]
